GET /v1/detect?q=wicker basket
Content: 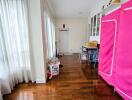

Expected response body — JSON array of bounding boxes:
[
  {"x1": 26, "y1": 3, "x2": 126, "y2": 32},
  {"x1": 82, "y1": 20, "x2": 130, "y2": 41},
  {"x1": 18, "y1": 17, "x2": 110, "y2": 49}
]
[
  {"x1": 84, "y1": 41, "x2": 98, "y2": 48},
  {"x1": 112, "y1": 0, "x2": 120, "y2": 4}
]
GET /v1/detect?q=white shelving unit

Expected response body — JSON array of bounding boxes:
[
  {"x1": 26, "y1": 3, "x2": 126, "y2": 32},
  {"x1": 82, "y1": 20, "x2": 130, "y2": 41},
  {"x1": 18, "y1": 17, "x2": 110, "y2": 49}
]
[{"x1": 90, "y1": 13, "x2": 101, "y2": 43}]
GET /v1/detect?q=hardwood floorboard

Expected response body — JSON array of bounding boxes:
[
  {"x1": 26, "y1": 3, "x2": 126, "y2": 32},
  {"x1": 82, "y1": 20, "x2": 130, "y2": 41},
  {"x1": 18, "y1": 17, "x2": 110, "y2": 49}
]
[{"x1": 3, "y1": 55, "x2": 123, "y2": 100}]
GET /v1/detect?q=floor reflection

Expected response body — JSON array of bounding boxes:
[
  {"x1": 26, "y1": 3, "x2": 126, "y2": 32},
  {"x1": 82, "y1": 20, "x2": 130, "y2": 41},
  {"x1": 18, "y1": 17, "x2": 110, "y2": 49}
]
[{"x1": 4, "y1": 55, "x2": 122, "y2": 100}]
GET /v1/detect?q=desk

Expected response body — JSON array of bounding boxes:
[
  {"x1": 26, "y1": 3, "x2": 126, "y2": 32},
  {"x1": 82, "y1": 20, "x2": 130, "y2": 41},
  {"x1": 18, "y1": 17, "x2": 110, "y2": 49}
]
[
  {"x1": 82, "y1": 46, "x2": 97, "y2": 50},
  {"x1": 82, "y1": 46, "x2": 98, "y2": 63}
]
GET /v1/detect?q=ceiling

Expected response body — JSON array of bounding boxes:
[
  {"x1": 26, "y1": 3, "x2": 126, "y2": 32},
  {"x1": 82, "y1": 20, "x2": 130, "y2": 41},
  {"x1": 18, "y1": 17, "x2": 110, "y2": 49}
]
[{"x1": 50, "y1": 0, "x2": 107, "y2": 18}]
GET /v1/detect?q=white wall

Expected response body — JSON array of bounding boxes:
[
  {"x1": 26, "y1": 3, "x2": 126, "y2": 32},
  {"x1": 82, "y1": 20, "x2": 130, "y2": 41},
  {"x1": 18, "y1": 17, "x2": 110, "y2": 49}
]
[
  {"x1": 28, "y1": 0, "x2": 47, "y2": 83},
  {"x1": 56, "y1": 18, "x2": 90, "y2": 54},
  {"x1": 90, "y1": 0, "x2": 110, "y2": 17}
]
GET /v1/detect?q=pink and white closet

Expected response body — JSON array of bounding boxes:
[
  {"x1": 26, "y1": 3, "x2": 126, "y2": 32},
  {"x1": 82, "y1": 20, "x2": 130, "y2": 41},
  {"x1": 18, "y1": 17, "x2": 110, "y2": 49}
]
[{"x1": 99, "y1": 0, "x2": 132, "y2": 99}]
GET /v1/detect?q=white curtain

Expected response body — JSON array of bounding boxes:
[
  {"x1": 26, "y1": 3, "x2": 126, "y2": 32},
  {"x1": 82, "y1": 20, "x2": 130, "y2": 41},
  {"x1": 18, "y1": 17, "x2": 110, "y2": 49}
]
[
  {"x1": 44, "y1": 11, "x2": 56, "y2": 59},
  {"x1": 0, "y1": 0, "x2": 32, "y2": 99}
]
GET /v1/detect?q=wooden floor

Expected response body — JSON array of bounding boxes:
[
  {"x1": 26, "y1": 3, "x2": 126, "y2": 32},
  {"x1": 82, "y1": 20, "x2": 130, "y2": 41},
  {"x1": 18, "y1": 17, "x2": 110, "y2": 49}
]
[{"x1": 3, "y1": 55, "x2": 122, "y2": 100}]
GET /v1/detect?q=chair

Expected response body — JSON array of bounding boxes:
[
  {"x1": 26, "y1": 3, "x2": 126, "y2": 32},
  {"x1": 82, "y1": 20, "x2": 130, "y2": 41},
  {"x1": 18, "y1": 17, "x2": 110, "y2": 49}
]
[
  {"x1": 80, "y1": 46, "x2": 88, "y2": 63},
  {"x1": 88, "y1": 49, "x2": 98, "y2": 69},
  {"x1": 92, "y1": 49, "x2": 98, "y2": 68}
]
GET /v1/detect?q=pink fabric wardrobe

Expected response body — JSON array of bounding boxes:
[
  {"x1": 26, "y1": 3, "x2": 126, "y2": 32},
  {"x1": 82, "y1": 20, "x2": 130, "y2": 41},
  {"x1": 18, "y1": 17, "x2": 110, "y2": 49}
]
[
  {"x1": 99, "y1": 8, "x2": 120, "y2": 86},
  {"x1": 99, "y1": 0, "x2": 132, "y2": 99}
]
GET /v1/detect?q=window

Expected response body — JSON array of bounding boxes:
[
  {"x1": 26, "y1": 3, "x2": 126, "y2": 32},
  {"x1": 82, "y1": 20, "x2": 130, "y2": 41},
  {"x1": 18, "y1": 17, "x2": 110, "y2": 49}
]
[
  {"x1": 44, "y1": 11, "x2": 56, "y2": 58},
  {"x1": 0, "y1": 0, "x2": 31, "y2": 97}
]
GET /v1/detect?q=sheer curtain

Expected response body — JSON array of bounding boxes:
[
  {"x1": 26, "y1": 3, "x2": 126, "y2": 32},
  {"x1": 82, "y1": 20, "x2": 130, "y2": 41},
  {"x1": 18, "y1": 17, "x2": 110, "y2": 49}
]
[
  {"x1": 44, "y1": 10, "x2": 56, "y2": 59},
  {"x1": 0, "y1": 0, "x2": 32, "y2": 99}
]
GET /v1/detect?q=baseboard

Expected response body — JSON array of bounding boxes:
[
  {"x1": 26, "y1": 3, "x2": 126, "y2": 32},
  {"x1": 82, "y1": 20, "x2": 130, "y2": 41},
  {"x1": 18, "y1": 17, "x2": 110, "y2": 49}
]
[
  {"x1": 36, "y1": 79, "x2": 46, "y2": 84},
  {"x1": 59, "y1": 52, "x2": 73, "y2": 55},
  {"x1": 64, "y1": 52, "x2": 73, "y2": 55}
]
